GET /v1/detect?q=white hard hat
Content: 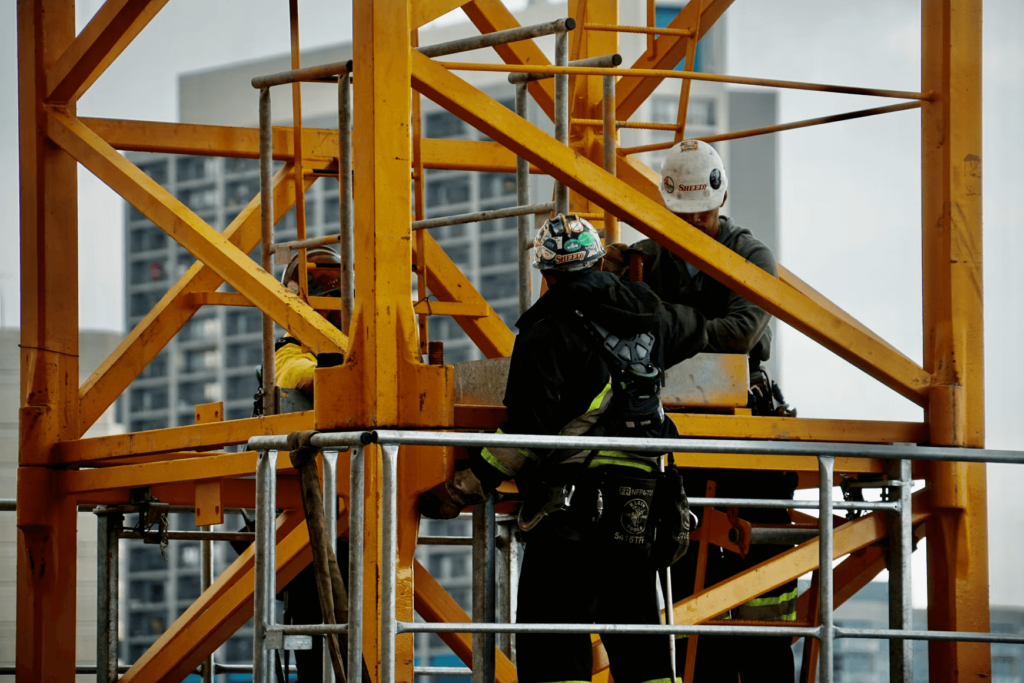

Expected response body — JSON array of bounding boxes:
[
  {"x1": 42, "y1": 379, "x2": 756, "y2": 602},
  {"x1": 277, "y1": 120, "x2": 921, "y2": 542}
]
[{"x1": 659, "y1": 140, "x2": 728, "y2": 213}]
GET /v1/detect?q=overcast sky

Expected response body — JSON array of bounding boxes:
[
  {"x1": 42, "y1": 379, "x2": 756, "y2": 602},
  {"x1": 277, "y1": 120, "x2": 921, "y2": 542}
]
[{"x1": 1, "y1": 1, "x2": 1021, "y2": 606}]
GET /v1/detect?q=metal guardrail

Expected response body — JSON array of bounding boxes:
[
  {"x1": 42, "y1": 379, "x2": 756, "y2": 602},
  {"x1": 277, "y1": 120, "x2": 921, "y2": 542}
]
[{"x1": 245, "y1": 430, "x2": 1024, "y2": 683}]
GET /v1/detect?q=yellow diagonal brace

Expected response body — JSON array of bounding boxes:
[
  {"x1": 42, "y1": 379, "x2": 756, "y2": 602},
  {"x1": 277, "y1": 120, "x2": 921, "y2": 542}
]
[
  {"x1": 46, "y1": 0, "x2": 168, "y2": 104},
  {"x1": 47, "y1": 112, "x2": 347, "y2": 357},
  {"x1": 413, "y1": 0, "x2": 472, "y2": 28},
  {"x1": 77, "y1": 162, "x2": 310, "y2": 436},
  {"x1": 462, "y1": 0, "x2": 556, "y2": 119},
  {"x1": 119, "y1": 510, "x2": 312, "y2": 683},
  {"x1": 411, "y1": 53, "x2": 932, "y2": 405},
  {"x1": 615, "y1": 0, "x2": 734, "y2": 121}
]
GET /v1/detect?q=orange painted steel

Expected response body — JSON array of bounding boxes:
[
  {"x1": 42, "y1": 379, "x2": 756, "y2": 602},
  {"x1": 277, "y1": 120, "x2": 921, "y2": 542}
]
[{"x1": 14, "y1": 1, "x2": 993, "y2": 681}]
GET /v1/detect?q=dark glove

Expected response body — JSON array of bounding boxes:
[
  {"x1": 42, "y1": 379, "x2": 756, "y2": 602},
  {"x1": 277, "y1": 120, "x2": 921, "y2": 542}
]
[
  {"x1": 419, "y1": 469, "x2": 488, "y2": 520},
  {"x1": 602, "y1": 242, "x2": 632, "y2": 276},
  {"x1": 287, "y1": 430, "x2": 319, "y2": 468}
]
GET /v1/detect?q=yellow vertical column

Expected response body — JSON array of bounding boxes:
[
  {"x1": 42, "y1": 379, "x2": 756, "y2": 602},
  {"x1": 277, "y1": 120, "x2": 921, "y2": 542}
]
[
  {"x1": 16, "y1": 1, "x2": 80, "y2": 681},
  {"x1": 921, "y1": 0, "x2": 990, "y2": 680}
]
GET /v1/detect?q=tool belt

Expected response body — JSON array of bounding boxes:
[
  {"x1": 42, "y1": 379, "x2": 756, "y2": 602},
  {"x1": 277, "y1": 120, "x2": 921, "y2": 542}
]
[{"x1": 519, "y1": 457, "x2": 690, "y2": 568}]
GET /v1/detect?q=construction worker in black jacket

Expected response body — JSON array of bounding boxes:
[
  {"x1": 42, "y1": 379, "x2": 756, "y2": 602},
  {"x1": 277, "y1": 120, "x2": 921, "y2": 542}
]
[
  {"x1": 607, "y1": 140, "x2": 798, "y2": 682},
  {"x1": 420, "y1": 213, "x2": 707, "y2": 683}
]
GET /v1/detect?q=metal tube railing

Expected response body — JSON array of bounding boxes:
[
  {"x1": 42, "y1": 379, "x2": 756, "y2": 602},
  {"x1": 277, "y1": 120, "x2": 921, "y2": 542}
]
[
  {"x1": 338, "y1": 71, "x2": 355, "y2": 334},
  {"x1": 201, "y1": 522, "x2": 214, "y2": 683},
  {"x1": 515, "y1": 82, "x2": 533, "y2": 315},
  {"x1": 258, "y1": 87, "x2": 276, "y2": 418},
  {"x1": 323, "y1": 450, "x2": 340, "y2": 683},
  {"x1": 553, "y1": 31, "x2": 569, "y2": 214},
  {"x1": 888, "y1": 458, "x2": 914, "y2": 682},
  {"x1": 348, "y1": 445, "x2": 365, "y2": 683},
  {"x1": 417, "y1": 18, "x2": 575, "y2": 59},
  {"x1": 508, "y1": 53, "x2": 622, "y2": 84},
  {"x1": 243, "y1": 430, "x2": 1024, "y2": 683}
]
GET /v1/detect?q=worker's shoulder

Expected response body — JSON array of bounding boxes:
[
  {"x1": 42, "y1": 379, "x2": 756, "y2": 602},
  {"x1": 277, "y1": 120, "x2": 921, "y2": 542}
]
[{"x1": 719, "y1": 217, "x2": 777, "y2": 274}]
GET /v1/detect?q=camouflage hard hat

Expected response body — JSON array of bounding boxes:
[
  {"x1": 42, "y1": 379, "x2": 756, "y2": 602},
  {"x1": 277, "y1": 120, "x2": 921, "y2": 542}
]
[{"x1": 533, "y1": 213, "x2": 606, "y2": 272}]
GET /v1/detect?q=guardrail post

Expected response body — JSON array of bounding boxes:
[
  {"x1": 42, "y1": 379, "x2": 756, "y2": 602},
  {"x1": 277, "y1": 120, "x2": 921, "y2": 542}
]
[
  {"x1": 349, "y1": 445, "x2": 365, "y2": 683},
  {"x1": 495, "y1": 517, "x2": 519, "y2": 661},
  {"x1": 381, "y1": 445, "x2": 399, "y2": 683},
  {"x1": 888, "y1": 458, "x2": 913, "y2": 682},
  {"x1": 254, "y1": 449, "x2": 278, "y2": 683},
  {"x1": 258, "y1": 88, "x2": 276, "y2": 417},
  {"x1": 818, "y1": 455, "x2": 835, "y2": 683},
  {"x1": 338, "y1": 71, "x2": 355, "y2": 333},
  {"x1": 473, "y1": 497, "x2": 497, "y2": 683},
  {"x1": 515, "y1": 81, "x2": 533, "y2": 316},
  {"x1": 323, "y1": 450, "x2": 340, "y2": 683},
  {"x1": 201, "y1": 522, "x2": 214, "y2": 683},
  {"x1": 96, "y1": 508, "x2": 122, "y2": 683},
  {"x1": 554, "y1": 29, "x2": 569, "y2": 214}
]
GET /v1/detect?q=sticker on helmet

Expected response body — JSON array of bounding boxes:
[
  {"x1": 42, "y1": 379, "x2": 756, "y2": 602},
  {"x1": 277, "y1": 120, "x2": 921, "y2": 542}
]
[
  {"x1": 543, "y1": 238, "x2": 558, "y2": 251},
  {"x1": 568, "y1": 220, "x2": 584, "y2": 234},
  {"x1": 577, "y1": 232, "x2": 595, "y2": 247},
  {"x1": 563, "y1": 239, "x2": 581, "y2": 252},
  {"x1": 679, "y1": 140, "x2": 699, "y2": 152},
  {"x1": 662, "y1": 176, "x2": 675, "y2": 193},
  {"x1": 677, "y1": 183, "x2": 707, "y2": 193},
  {"x1": 709, "y1": 168, "x2": 722, "y2": 190},
  {"x1": 537, "y1": 246, "x2": 556, "y2": 260},
  {"x1": 555, "y1": 251, "x2": 586, "y2": 265}
]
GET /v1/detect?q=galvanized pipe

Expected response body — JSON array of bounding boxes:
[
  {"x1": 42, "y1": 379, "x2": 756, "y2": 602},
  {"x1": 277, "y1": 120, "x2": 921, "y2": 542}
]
[
  {"x1": 258, "y1": 88, "x2": 276, "y2": 418},
  {"x1": 602, "y1": 74, "x2": 619, "y2": 244},
  {"x1": 201, "y1": 523, "x2": 214, "y2": 683},
  {"x1": 508, "y1": 53, "x2": 622, "y2": 84},
  {"x1": 381, "y1": 445, "x2": 400, "y2": 683},
  {"x1": 338, "y1": 71, "x2": 355, "y2": 334},
  {"x1": 495, "y1": 519, "x2": 518, "y2": 660},
  {"x1": 417, "y1": 17, "x2": 575, "y2": 59},
  {"x1": 400, "y1": 622, "x2": 823, "y2": 638},
  {"x1": 253, "y1": 450, "x2": 276, "y2": 683},
  {"x1": 735, "y1": 526, "x2": 820, "y2": 545},
  {"x1": 818, "y1": 455, "x2": 835, "y2": 683},
  {"x1": 251, "y1": 59, "x2": 352, "y2": 88},
  {"x1": 688, "y1": 496, "x2": 898, "y2": 511},
  {"x1": 348, "y1": 445, "x2": 365, "y2": 683},
  {"x1": 414, "y1": 202, "x2": 555, "y2": 231},
  {"x1": 419, "y1": 535, "x2": 473, "y2": 546},
  {"x1": 888, "y1": 458, "x2": 913, "y2": 682},
  {"x1": 118, "y1": 529, "x2": 255, "y2": 542},
  {"x1": 516, "y1": 82, "x2": 533, "y2": 315},
  {"x1": 0, "y1": 498, "x2": 13, "y2": 512},
  {"x1": 323, "y1": 450, "x2": 340, "y2": 683},
  {"x1": 96, "y1": 509, "x2": 121, "y2": 683},
  {"x1": 553, "y1": 30, "x2": 569, "y2": 214},
  {"x1": 472, "y1": 497, "x2": 497, "y2": 683},
  {"x1": 834, "y1": 627, "x2": 1024, "y2": 645},
  {"x1": 416, "y1": 666, "x2": 474, "y2": 676}
]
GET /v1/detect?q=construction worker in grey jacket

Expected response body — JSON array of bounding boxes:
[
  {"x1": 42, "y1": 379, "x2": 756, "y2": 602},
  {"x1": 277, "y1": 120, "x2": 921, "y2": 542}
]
[{"x1": 607, "y1": 140, "x2": 797, "y2": 682}]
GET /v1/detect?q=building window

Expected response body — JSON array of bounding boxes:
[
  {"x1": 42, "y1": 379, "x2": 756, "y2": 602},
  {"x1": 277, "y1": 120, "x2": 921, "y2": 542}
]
[
  {"x1": 427, "y1": 177, "x2": 471, "y2": 207},
  {"x1": 178, "y1": 381, "x2": 222, "y2": 408},
  {"x1": 181, "y1": 347, "x2": 220, "y2": 374},
  {"x1": 228, "y1": 374, "x2": 257, "y2": 401},
  {"x1": 480, "y1": 271, "x2": 517, "y2": 300},
  {"x1": 227, "y1": 342, "x2": 263, "y2": 368},
  {"x1": 479, "y1": 215, "x2": 517, "y2": 234},
  {"x1": 177, "y1": 184, "x2": 218, "y2": 212},
  {"x1": 129, "y1": 545, "x2": 167, "y2": 572},
  {"x1": 225, "y1": 157, "x2": 260, "y2": 175},
  {"x1": 128, "y1": 578, "x2": 167, "y2": 604},
  {"x1": 426, "y1": 110, "x2": 465, "y2": 138},
  {"x1": 130, "y1": 417, "x2": 168, "y2": 432},
  {"x1": 177, "y1": 157, "x2": 218, "y2": 182},
  {"x1": 479, "y1": 174, "x2": 516, "y2": 200},
  {"x1": 227, "y1": 310, "x2": 262, "y2": 336},
  {"x1": 129, "y1": 226, "x2": 167, "y2": 253},
  {"x1": 479, "y1": 236, "x2": 517, "y2": 268},
  {"x1": 225, "y1": 178, "x2": 261, "y2": 211},
  {"x1": 130, "y1": 386, "x2": 168, "y2": 413},
  {"x1": 140, "y1": 354, "x2": 169, "y2": 379},
  {"x1": 180, "y1": 315, "x2": 222, "y2": 341},
  {"x1": 138, "y1": 160, "x2": 169, "y2": 184}
]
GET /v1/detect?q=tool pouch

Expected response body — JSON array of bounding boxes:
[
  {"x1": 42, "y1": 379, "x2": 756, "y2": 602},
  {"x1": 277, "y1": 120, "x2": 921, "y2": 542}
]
[
  {"x1": 648, "y1": 464, "x2": 690, "y2": 568},
  {"x1": 595, "y1": 471, "x2": 659, "y2": 560}
]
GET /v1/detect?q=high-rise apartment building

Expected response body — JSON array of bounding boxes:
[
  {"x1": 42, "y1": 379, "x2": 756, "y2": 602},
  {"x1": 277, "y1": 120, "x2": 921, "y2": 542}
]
[{"x1": 120, "y1": 3, "x2": 778, "y2": 676}]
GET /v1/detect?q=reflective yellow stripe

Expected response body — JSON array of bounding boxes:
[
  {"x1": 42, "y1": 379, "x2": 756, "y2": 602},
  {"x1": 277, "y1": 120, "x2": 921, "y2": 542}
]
[
  {"x1": 480, "y1": 447, "x2": 517, "y2": 477},
  {"x1": 585, "y1": 379, "x2": 613, "y2": 414},
  {"x1": 743, "y1": 587, "x2": 798, "y2": 607}
]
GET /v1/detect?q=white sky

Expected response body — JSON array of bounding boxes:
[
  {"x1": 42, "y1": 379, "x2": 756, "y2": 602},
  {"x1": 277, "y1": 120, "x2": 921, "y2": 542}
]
[{"x1": 0, "y1": 1, "x2": 1021, "y2": 606}]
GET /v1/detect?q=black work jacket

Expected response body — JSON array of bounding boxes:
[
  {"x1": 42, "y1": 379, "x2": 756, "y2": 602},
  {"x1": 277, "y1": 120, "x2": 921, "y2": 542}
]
[
  {"x1": 632, "y1": 216, "x2": 777, "y2": 365},
  {"x1": 471, "y1": 271, "x2": 706, "y2": 489}
]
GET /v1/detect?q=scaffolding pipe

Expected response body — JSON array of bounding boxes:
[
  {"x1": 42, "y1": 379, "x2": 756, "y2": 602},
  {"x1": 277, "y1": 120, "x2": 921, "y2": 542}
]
[
  {"x1": 201, "y1": 524, "x2": 214, "y2": 683},
  {"x1": 602, "y1": 74, "x2": 619, "y2": 244},
  {"x1": 118, "y1": 529, "x2": 256, "y2": 542},
  {"x1": 818, "y1": 455, "x2": 836, "y2": 683},
  {"x1": 417, "y1": 18, "x2": 575, "y2": 59},
  {"x1": 338, "y1": 71, "x2": 355, "y2": 334},
  {"x1": 258, "y1": 88, "x2": 276, "y2": 418},
  {"x1": 516, "y1": 82, "x2": 533, "y2": 315},
  {"x1": 251, "y1": 59, "x2": 352, "y2": 88},
  {"x1": 888, "y1": 458, "x2": 913, "y2": 682},
  {"x1": 323, "y1": 450, "x2": 340, "y2": 683},
  {"x1": 381, "y1": 445, "x2": 400, "y2": 683},
  {"x1": 508, "y1": 53, "x2": 622, "y2": 84},
  {"x1": 253, "y1": 449, "x2": 278, "y2": 683},
  {"x1": 687, "y1": 497, "x2": 898, "y2": 512},
  {"x1": 584, "y1": 22, "x2": 694, "y2": 37},
  {"x1": 554, "y1": 30, "x2": 569, "y2": 214},
  {"x1": 348, "y1": 446, "x2": 365, "y2": 683},
  {"x1": 437, "y1": 63, "x2": 932, "y2": 101},
  {"x1": 472, "y1": 497, "x2": 497, "y2": 683},
  {"x1": 95, "y1": 509, "x2": 121, "y2": 683}
]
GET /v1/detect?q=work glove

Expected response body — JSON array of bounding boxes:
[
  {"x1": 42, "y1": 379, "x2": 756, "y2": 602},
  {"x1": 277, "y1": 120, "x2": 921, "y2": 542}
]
[
  {"x1": 602, "y1": 242, "x2": 632, "y2": 276},
  {"x1": 287, "y1": 430, "x2": 319, "y2": 468},
  {"x1": 419, "y1": 468, "x2": 488, "y2": 520}
]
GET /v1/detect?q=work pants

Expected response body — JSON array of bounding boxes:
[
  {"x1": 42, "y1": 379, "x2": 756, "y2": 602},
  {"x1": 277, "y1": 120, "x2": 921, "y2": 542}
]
[
  {"x1": 516, "y1": 520, "x2": 675, "y2": 683},
  {"x1": 671, "y1": 469, "x2": 798, "y2": 683}
]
